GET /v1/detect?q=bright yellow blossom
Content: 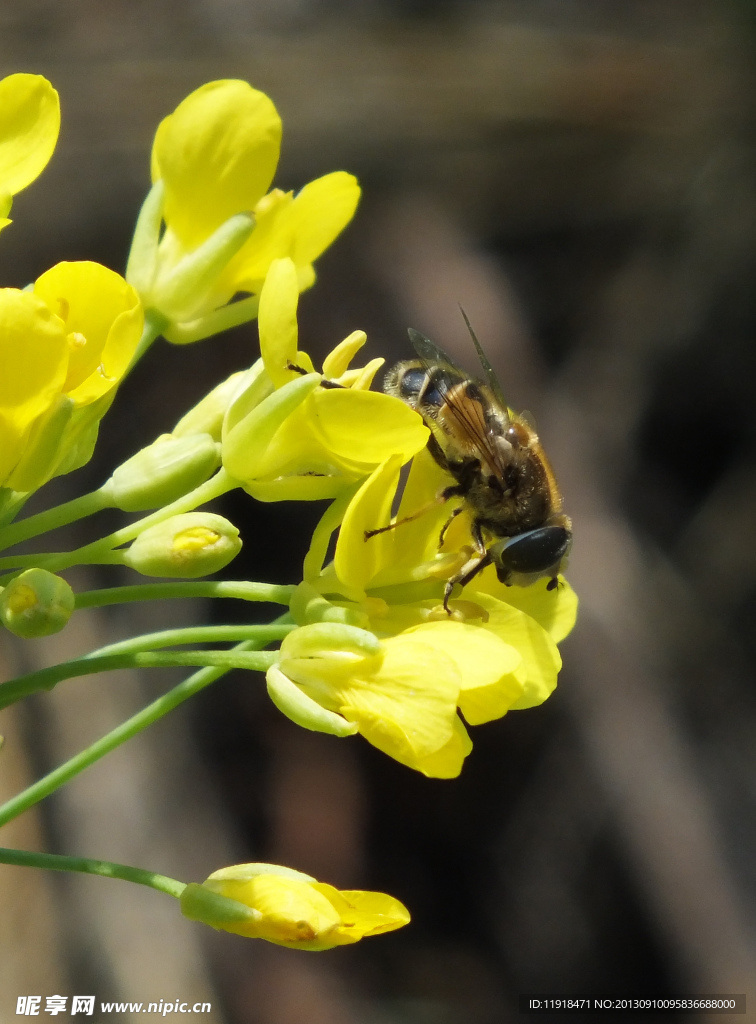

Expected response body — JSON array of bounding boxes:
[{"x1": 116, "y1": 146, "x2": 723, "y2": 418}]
[
  {"x1": 180, "y1": 862, "x2": 410, "y2": 950},
  {"x1": 270, "y1": 446, "x2": 578, "y2": 777},
  {"x1": 221, "y1": 257, "x2": 428, "y2": 501},
  {"x1": 0, "y1": 74, "x2": 60, "y2": 232},
  {"x1": 141, "y1": 80, "x2": 360, "y2": 326},
  {"x1": 0, "y1": 261, "x2": 143, "y2": 492}
]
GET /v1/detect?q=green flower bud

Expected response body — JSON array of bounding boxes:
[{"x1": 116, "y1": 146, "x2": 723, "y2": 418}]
[
  {"x1": 172, "y1": 370, "x2": 247, "y2": 441},
  {"x1": 123, "y1": 512, "x2": 241, "y2": 578},
  {"x1": 0, "y1": 568, "x2": 75, "y2": 638},
  {"x1": 104, "y1": 433, "x2": 221, "y2": 512}
]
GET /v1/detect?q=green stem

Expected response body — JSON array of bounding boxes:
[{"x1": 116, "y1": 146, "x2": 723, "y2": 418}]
[
  {"x1": 93, "y1": 623, "x2": 294, "y2": 656},
  {"x1": 0, "y1": 633, "x2": 277, "y2": 829},
  {"x1": 75, "y1": 580, "x2": 296, "y2": 609},
  {"x1": 0, "y1": 488, "x2": 111, "y2": 553},
  {"x1": 0, "y1": 647, "x2": 278, "y2": 711},
  {"x1": 129, "y1": 308, "x2": 169, "y2": 370},
  {"x1": 0, "y1": 847, "x2": 185, "y2": 898},
  {"x1": 0, "y1": 467, "x2": 236, "y2": 582}
]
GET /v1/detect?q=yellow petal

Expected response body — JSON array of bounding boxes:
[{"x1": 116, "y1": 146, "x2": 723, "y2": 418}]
[
  {"x1": 393, "y1": 446, "x2": 461, "y2": 568},
  {"x1": 310, "y1": 389, "x2": 428, "y2": 465},
  {"x1": 0, "y1": 74, "x2": 59, "y2": 198},
  {"x1": 479, "y1": 571, "x2": 579, "y2": 644},
  {"x1": 470, "y1": 591, "x2": 562, "y2": 709},
  {"x1": 33, "y1": 261, "x2": 143, "y2": 405},
  {"x1": 405, "y1": 620, "x2": 524, "y2": 725},
  {"x1": 257, "y1": 257, "x2": 299, "y2": 387},
  {"x1": 219, "y1": 188, "x2": 294, "y2": 294},
  {"x1": 289, "y1": 171, "x2": 361, "y2": 265},
  {"x1": 337, "y1": 635, "x2": 461, "y2": 766},
  {"x1": 335, "y1": 456, "x2": 404, "y2": 591},
  {"x1": 413, "y1": 716, "x2": 472, "y2": 779},
  {"x1": 208, "y1": 875, "x2": 342, "y2": 947},
  {"x1": 152, "y1": 80, "x2": 281, "y2": 249},
  {"x1": 312, "y1": 884, "x2": 410, "y2": 940},
  {"x1": 0, "y1": 289, "x2": 68, "y2": 483}
]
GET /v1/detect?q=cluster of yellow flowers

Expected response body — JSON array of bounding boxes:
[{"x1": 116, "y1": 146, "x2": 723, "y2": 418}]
[{"x1": 0, "y1": 72, "x2": 576, "y2": 951}]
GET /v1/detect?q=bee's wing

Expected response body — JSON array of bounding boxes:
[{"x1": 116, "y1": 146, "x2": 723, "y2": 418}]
[
  {"x1": 406, "y1": 326, "x2": 513, "y2": 477},
  {"x1": 406, "y1": 328, "x2": 458, "y2": 373},
  {"x1": 458, "y1": 307, "x2": 509, "y2": 410}
]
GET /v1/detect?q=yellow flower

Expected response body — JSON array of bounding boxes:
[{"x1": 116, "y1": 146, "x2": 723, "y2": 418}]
[
  {"x1": 221, "y1": 257, "x2": 428, "y2": 501},
  {"x1": 274, "y1": 447, "x2": 578, "y2": 777},
  {"x1": 180, "y1": 863, "x2": 410, "y2": 950},
  {"x1": 0, "y1": 74, "x2": 60, "y2": 232},
  {"x1": 140, "y1": 80, "x2": 360, "y2": 326},
  {"x1": 0, "y1": 262, "x2": 143, "y2": 492}
]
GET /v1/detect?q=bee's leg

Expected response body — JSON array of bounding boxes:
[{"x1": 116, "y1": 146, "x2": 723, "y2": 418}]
[
  {"x1": 443, "y1": 550, "x2": 492, "y2": 613},
  {"x1": 470, "y1": 518, "x2": 487, "y2": 556},
  {"x1": 364, "y1": 493, "x2": 456, "y2": 540},
  {"x1": 438, "y1": 506, "x2": 463, "y2": 547}
]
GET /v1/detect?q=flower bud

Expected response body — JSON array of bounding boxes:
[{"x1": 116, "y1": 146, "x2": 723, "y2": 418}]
[
  {"x1": 180, "y1": 862, "x2": 410, "y2": 950},
  {"x1": 104, "y1": 433, "x2": 221, "y2": 512},
  {"x1": 123, "y1": 512, "x2": 241, "y2": 578},
  {"x1": 0, "y1": 568, "x2": 74, "y2": 638},
  {"x1": 172, "y1": 370, "x2": 246, "y2": 441}
]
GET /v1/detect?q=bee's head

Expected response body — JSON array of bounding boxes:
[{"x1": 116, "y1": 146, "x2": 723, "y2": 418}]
[{"x1": 489, "y1": 523, "x2": 572, "y2": 588}]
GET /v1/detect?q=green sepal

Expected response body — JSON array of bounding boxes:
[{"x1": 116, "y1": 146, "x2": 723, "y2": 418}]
[
  {"x1": 152, "y1": 212, "x2": 255, "y2": 322},
  {"x1": 125, "y1": 180, "x2": 164, "y2": 296},
  {"x1": 180, "y1": 882, "x2": 261, "y2": 927},
  {"x1": 266, "y1": 664, "x2": 358, "y2": 737}
]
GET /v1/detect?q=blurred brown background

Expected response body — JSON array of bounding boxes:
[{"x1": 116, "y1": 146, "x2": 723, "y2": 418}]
[{"x1": 1, "y1": 1, "x2": 756, "y2": 1021}]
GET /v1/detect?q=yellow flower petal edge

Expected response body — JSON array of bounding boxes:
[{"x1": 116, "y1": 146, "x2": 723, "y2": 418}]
[
  {"x1": 182, "y1": 863, "x2": 410, "y2": 950},
  {"x1": 152, "y1": 79, "x2": 281, "y2": 249},
  {"x1": 0, "y1": 74, "x2": 59, "y2": 217}
]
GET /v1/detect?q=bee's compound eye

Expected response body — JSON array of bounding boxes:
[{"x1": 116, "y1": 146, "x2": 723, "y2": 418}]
[
  {"x1": 398, "y1": 367, "x2": 427, "y2": 402},
  {"x1": 492, "y1": 526, "x2": 572, "y2": 579}
]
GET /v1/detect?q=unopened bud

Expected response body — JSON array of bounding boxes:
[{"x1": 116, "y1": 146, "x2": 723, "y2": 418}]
[
  {"x1": 0, "y1": 569, "x2": 75, "y2": 638},
  {"x1": 123, "y1": 512, "x2": 241, "y2": 578},
  {"x1": 105, "y1": 434, "x2": 221, "y2": 512},
  {"x1": 173, "y1": 370, "x2": 247, "y2": 441}
]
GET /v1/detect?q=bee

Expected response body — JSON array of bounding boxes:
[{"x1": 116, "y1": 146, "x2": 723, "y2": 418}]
[{"x1": 376, "y1": 312, "x2": 572, "y2": 610}]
